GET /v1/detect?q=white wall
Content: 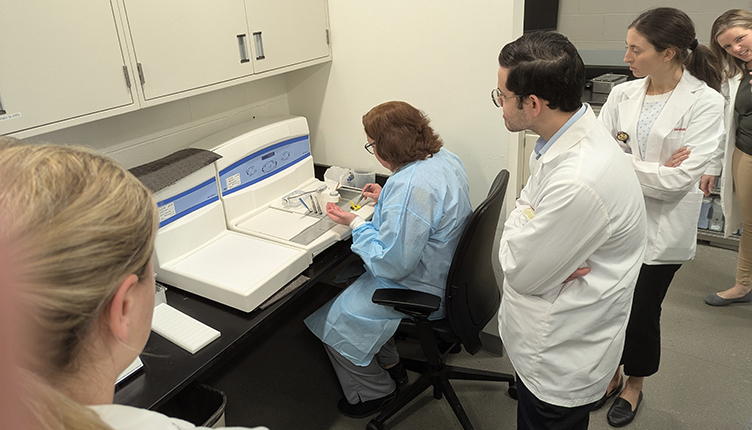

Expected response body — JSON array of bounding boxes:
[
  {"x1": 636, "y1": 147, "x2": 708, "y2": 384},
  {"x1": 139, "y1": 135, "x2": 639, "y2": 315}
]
[
  {"x1": 558, "y1": 0, "x2": 751, "y2": 61},
  {"x1": 286, "y1": 0, "x2": 524, "y2": 207}
]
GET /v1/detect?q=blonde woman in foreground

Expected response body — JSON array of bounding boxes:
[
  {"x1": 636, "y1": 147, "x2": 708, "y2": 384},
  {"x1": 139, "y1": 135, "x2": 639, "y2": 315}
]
[{"x1": 0, "y1": 137, "x2": 267, "y2": 430}]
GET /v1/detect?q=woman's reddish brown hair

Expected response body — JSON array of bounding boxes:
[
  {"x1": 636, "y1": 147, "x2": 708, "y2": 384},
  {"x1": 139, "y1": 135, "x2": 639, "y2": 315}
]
[{"x1": 362, "y1": 101, "x2": 443, "y2": 169}]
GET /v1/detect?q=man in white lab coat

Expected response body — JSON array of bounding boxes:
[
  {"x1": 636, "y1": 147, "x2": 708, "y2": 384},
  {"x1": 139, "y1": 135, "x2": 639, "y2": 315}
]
[{"x1": 494, "y1": 32, "x2": 647, "y2": 430}]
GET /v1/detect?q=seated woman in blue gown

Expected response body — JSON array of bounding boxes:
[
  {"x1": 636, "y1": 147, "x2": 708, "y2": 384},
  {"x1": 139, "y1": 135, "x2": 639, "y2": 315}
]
[{"x1": 304, "y1": 101, "x2": 472, "y2": 418}]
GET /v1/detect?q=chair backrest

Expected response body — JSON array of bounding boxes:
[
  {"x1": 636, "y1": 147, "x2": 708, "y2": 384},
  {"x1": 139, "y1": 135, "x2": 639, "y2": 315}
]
[{"x1": 445, "y1": 169, "x2": 509, "y2": 355}]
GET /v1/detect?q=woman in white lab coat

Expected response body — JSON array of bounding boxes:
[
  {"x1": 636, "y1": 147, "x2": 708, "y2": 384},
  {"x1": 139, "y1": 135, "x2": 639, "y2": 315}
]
[
  {"x1": 701, "y1": 9, "x2": 752, "y2": 307},
  {"x1": 0, "y1": 139, "x2": 266, "y2": 430},
  {"x1": 597, "y1": 8, "x2": 724, "y2": 427}
]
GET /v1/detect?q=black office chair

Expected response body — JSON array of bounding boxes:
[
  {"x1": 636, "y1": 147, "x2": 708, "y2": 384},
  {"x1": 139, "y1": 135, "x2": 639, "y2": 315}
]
[{"x1": 368, "y1": 169, "x2": 515, "y2": 430}]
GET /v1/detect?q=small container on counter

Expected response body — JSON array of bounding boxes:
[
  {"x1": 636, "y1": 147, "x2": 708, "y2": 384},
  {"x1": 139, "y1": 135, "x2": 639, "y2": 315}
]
[{"x1": 320, "y1": 190, "x2": 341, "y2": 205}]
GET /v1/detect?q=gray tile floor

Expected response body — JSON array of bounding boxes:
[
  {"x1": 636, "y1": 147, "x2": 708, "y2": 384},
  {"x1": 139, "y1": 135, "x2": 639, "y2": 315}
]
[{"x1": 208, "y1": 244, "x2": 752, "y2": 429}]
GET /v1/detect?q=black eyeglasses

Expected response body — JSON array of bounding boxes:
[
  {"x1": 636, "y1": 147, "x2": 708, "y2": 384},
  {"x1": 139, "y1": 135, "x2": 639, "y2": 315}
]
[
  {"x1": 364, "y1": 141, "x2": 376, "y2": 155},
  {"x1": 491, "y1": 88, "x2": 517, "y2": 108}
]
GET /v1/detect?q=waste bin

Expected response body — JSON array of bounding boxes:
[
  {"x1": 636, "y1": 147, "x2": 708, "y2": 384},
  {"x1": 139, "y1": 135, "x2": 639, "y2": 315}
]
[{"x1": 155, "y1": 383, "x2": 227, "y2": 428}]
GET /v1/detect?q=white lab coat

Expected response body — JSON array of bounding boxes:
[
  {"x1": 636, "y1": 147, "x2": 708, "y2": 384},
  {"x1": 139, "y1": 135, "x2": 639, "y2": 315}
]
[
  {"x1": 599, "y1": 70, "x2": 725, "y2": 263},
  {"x1": 498, "y1": 106, "x2": 647, "y2": 407},
  {"x1": 89, "y1": 404, "x2": 268, "y2": 430},
  {"x1": 706, "y1": 73, "x2": 744, "y2": 237}
]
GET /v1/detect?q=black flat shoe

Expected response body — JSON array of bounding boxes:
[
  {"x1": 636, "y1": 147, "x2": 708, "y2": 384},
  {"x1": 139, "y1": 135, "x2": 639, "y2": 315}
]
[
  {"x1": 386, "y1": 362, "x2": 409, "y2": 386},
  {"x1": 337, "y1": 388, "x2": 398, "y2": 419},
  {"x1": 607, "y1": 391, "x2": 643, "y2": 427},
  {"x1": 592, "y1": 376, "x2": 623, "y2": 411}
]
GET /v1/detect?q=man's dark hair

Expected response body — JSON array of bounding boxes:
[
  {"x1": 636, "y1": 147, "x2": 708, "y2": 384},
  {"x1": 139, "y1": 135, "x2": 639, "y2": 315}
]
[{"x1": 498, "y1": 31, "x2": 585, "y2": 112}]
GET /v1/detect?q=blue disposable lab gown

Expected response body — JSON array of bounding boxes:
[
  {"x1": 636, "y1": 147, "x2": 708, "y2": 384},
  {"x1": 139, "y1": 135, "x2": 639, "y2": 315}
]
[{"x1": 305, "y1": 148, "x2": 471, "y2": 366}]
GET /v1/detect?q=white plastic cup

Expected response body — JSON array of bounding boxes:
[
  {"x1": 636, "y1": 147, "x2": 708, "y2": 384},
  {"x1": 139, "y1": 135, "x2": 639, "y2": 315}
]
[{"x1": 321, "y1": 190, "x2": 340, "y2": 205}]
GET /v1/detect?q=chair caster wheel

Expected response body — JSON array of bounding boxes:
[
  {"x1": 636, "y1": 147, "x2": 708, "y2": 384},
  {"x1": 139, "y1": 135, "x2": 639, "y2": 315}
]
[
  {"x1": 367, "y1": 420, "x2": 384, "y2": 430},
  {"x1": 508, "y1": 385, "x2": 518, "y2": 400}
]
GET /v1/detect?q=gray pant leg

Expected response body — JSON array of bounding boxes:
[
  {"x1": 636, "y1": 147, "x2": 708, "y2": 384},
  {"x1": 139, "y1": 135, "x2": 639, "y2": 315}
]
[
  {"x1": 375, "y1": 337, "x2": 399, "y2": 368},
  {"x1": 325, "y1": 343, "x2": 396, "y2": 404}
]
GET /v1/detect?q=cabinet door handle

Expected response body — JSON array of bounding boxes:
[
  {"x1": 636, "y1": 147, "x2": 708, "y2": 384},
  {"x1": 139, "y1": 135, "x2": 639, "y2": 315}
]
[
  {"x1": 237, "y1": 34, "x2": 250, "y2": 63},
  {"x1": 253, "y1": 32, "x2": 265, "y2": 60},
  {"x1": 136, "y1": 63, "x2": 146, "y2": 85},
  {"x1": 122, "y1": 66, "x2": 132, "y2": 88}
]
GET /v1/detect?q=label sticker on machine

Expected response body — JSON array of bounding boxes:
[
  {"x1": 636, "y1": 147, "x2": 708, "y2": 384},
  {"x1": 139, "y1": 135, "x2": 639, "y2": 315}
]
[
  {"x1": 218, "y1": 135, "x2": 310, "y2": 196},
  {"x1": 157, "y1": 178, "x2": 219, "y2": 228},
  {"x1": 0, "y1": 112, "x2": 22, "y2": 122}
]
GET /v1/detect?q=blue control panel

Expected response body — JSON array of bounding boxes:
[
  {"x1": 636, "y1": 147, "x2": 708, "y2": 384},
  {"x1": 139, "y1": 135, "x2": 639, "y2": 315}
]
[
  {"x1": 218, "y1": 135, "x2": 310, "y2": 196},
  {"x1": 157, "y1": 178, "x2": 220, "y2": 228}
]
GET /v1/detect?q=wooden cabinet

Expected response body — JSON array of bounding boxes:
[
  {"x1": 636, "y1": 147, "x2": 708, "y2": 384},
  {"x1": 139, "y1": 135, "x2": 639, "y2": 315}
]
[
  {"x1": 0, "y1": 0, "x2": 135, "y2": 136},
  {"x1": 121, "y1": 0, "x2": 254, "y2": 101},
  {"x1": 1, "y1": 0, "x2": 331, "y2": 137},
  {"x1": 121, "y1": 0, "x2": 331, "y2": 104},
  {"x1": 246, "y1": 0, "x2": 330, "y2": 74}
]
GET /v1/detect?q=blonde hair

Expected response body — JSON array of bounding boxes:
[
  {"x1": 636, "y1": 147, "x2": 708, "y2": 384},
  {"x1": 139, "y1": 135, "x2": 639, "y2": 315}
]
[
  {"x1": 711, "y1": 9, "x2": 752, "y2": 82},
  {"x1": 0, "y1": 138, "x2": 158, "y2": 430}
]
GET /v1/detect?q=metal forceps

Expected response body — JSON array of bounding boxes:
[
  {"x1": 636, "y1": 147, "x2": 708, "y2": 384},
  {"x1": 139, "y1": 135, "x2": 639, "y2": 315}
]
[{"x1": 283, "y1": 184, "x2": 328, "y2": 205}]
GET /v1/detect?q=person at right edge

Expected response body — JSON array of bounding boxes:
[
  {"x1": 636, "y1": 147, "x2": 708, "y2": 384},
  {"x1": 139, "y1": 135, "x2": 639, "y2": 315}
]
[
  {"x1": 701, "y1": 9, "x2": 752, "y2": 307},
  {"x1": 495, "y1": 31, "x2": 647, "y2": 430},
  {"x1": 597, "y1": 7, "x2": 725, "y2": 427}
]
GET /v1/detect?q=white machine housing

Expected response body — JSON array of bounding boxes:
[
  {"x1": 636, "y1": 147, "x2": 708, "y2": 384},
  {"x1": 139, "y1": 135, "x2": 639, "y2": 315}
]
[
  {"x1": 152, "y1": 164, "x2": 310, "y2": 313},
  {"x1": 191, "y1": 115, "x2": 374, "y2": 258}
]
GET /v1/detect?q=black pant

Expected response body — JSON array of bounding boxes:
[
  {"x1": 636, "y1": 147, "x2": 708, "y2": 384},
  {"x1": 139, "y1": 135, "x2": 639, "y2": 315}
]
[
  {"x1": 621, "y1": 263, "x2": 681, "y2": 377},
  {"x1": 516, "y1": 377, "x2": 595, "y2": 430}
]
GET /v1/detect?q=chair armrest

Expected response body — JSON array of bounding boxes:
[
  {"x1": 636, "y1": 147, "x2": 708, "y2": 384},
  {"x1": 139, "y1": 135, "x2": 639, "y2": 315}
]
[{"x1": 372, "y1": 288, "x2": 441, "y2": 318}]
